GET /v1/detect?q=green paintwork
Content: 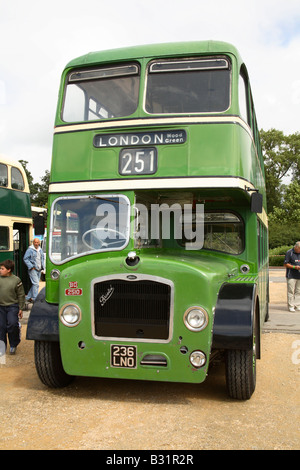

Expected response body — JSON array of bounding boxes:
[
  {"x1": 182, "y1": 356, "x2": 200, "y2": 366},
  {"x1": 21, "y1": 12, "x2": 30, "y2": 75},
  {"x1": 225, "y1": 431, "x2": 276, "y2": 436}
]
[
  {"x1": 0, "y1": 187, "x2": 31, "y2": 218},
  {"x1": 64, "y1": 41, "x2": 242, "y2": 69},
  {"x1": 58, "y1": 251, "x2": 236, "y2": 383},
  {"x1": 44, "y1": 41, "x2": 268, "y2": 384},
  {"x1": 52, "y1": 124, "x2": 265, "y2": 193}
]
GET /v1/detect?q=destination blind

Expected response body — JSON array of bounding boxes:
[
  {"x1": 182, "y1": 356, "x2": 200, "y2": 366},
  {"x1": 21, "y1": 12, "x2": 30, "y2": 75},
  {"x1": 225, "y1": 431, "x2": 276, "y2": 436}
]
[{"x1": 93, "y1": 130, "x2": 187, "y2": 148}]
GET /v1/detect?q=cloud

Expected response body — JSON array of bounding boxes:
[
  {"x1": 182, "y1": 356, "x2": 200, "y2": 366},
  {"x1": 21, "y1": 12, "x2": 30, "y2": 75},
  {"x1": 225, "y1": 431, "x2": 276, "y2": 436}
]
[{"x1": 1, "y1": 0, "x2": 300, "y2": 181}]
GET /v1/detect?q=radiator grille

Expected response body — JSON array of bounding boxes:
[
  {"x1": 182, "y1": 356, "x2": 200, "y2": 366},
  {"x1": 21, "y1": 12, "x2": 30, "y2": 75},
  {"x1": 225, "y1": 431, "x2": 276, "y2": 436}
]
[{"x1": 93, "y1": 279, "x2": 171, "y2": 340}]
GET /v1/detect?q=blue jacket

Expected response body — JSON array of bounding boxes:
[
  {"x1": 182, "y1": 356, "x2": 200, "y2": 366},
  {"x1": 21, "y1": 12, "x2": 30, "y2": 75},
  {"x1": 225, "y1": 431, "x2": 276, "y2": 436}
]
[{"x1": 23, "y1": 246, "x2": 45, "y2": 271}]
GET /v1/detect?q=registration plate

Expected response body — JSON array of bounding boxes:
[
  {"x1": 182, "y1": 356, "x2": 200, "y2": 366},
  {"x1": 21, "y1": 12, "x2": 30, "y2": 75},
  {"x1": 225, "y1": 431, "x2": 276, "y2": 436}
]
[
  {"x1": 119, "y1": 148, "x2": 157, "y2": 175},
  {"x1": 111, "y1": 345, "x2": 137, "y2": 369}
]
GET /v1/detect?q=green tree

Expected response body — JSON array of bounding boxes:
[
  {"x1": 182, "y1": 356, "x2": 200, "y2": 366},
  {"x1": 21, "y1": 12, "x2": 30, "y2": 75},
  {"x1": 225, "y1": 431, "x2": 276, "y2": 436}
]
[
  {"x1": 31, "y1": 170, "x2": 50, "y2": 207},
  {"x1": 268, "y1": 181, "x2": 300, "y2": 248},
  {"x1": 19, "y1": 160, "x2": 49, "y2": 207},
  {"x1": 260, "y1": 129, "x2": 300, "y2": 213},
  {"x1": 260, "y1": 130, "x2": 300, "y2": 249}
]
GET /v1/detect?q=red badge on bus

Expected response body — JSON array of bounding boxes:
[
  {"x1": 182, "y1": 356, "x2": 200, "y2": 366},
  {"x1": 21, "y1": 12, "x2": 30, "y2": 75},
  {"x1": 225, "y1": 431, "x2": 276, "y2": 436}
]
[{"x1": 65, "y1": 281, "x2": 82, "y2": 296}]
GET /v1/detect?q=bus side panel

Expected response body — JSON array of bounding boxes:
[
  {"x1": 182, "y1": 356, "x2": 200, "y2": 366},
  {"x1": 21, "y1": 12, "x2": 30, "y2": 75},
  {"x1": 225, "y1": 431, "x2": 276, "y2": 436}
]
[
  {"x1": 11, "y1": 191, "x2": 32, "y2": 218},
  {"x1": 26, "y1": 288, "x2": 59, "y2": 342},
  {"x1": 212, "y1": 283, "x2": 256, "y2": 350},
  {"x1": 0, "y1": 187, "x2": 11, "y2": 214}
]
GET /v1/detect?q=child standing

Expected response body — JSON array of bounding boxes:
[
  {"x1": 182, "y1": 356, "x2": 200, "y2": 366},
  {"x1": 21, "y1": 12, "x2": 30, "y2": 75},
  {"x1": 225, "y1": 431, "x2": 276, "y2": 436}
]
[{"x1": 0, "y1": 259, "x2": 25, "y2": 355}]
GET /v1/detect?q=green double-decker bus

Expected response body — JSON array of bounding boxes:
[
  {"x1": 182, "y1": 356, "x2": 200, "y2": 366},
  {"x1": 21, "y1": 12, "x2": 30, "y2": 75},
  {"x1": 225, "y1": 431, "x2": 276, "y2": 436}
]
[
  {"x1": 0, "y1": 155, "x2": 32, "y2": 290},
  {"x1": 27, "y1": 41, "x2": 268, "y2": 399}
]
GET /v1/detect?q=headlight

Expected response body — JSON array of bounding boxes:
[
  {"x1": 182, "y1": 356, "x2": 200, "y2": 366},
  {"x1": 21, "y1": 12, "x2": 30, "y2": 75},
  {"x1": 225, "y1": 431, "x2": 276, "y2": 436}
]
[
  {"x1": 190, "y1": 350, "x2": 206, "y2": 368},
  {"x1": 184, "y1": 307, "x2": 208, "y2": 332},
  {"x1": 60, "y1": 304, "x2": 81, "y2": 327}
]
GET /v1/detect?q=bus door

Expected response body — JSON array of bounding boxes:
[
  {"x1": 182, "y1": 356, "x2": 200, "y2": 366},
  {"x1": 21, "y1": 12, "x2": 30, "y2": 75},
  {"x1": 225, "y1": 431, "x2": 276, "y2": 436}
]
[{"x1": 13, "y1": 222, "x2": 31, "y2": 292}]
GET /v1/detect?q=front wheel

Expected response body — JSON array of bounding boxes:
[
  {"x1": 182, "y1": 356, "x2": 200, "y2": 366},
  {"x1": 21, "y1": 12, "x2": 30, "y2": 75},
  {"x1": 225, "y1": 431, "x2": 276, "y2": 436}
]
[
  {"x1": 225, "y1": 302, "x2": 259, "y2": 400},
  {"x1": 34, "y1": 340, "x2": 74, "y2": 388},
  {"x1": 225, "y1": 347, "x2": 256, "y2": 400}
]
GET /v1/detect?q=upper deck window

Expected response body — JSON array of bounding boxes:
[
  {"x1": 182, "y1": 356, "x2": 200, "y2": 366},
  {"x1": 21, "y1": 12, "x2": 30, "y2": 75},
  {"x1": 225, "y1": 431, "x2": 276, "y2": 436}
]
[
  {"x1": 62, "y1": 64, "x2": 140, "y2": 122},
  {"x1": 145, "y1": 57, "x2": 230, "y2": 114},
  {"x1": 11, "y1": 167, "x2": 25, "y2": 190}
]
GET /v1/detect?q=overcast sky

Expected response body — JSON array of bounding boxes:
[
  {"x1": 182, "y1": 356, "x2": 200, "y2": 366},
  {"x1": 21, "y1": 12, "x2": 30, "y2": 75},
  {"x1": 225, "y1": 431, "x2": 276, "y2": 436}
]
[{"x1": 1, "y1": 0, "x2": 300, "y2": 182}]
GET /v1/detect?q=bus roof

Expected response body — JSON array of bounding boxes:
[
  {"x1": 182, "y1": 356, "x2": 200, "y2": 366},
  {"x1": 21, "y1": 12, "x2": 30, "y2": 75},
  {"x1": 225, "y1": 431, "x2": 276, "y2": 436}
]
[
  {"x1": 0, "y1": 154, "x2": 25, "y2": 170},
  {"x1": 65, "y1": 41, "x2": 243, "y2": 69},
  {"x1": 0, "y1": 154, "x2": 30, "y2": 193}
]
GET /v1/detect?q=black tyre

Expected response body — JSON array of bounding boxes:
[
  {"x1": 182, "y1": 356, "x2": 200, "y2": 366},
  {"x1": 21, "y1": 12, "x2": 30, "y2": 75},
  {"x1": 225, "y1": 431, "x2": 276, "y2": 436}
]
[
  {"x1": 225, "y1": 301, "x2": 259, "y2": 400},
  {"x1": 225, "y1": 348, "x2": 256, "y2": 400},
  {"x1": 34, "y1": 340, "x2": 74, "y2": 388}
]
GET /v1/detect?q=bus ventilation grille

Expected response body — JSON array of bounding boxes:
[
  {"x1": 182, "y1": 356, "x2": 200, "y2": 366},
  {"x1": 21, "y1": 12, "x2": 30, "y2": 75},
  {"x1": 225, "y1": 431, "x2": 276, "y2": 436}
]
[{"x1": 93, "y1": 279, "x2": 171, "y2": 340}]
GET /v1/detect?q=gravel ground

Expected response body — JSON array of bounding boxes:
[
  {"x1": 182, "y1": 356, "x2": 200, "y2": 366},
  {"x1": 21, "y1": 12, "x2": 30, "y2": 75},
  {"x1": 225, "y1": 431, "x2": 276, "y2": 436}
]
[{"x1": 0, "y1": 273, "x2": 299, "y2": 450}]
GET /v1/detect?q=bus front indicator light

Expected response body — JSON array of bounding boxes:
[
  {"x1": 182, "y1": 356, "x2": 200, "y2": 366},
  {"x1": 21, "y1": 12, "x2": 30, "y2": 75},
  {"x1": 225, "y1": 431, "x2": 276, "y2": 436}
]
[
  {"x1": 190, "y1": 350, "x2": 206, "y2": 368},
  {"x1": 60, "y1": 304, "x2": 81, "y2": 327},
  {"x1": 184, "y1": 307, "x2": 208, "y2": 332},
  {"x1": 50, "y1": 269, "x2": 60, "y2": 280}
]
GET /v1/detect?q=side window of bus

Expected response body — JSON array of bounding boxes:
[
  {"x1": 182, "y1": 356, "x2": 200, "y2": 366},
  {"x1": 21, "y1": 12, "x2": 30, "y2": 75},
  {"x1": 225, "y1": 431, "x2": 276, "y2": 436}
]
[
  {"x1": 203, "y1": 212, "x2": 244, "y2": 254},
  {"x1": 239, "y1": 72, "x2": 249, "y2": 124},
  {"x1": 0, "y1": 226, "x2": 9, "y2": 250},
  {"x1": 239, "y1": 67, "x2": 262, "y2": 161},
  {"x1": 0, "y1": 163, "x2": 8, "y2": 187},
  {"x1": 11, "y1": 167, "x2": 24, "y2": 190},
  {"x1": 257, "y1": 219, "x2": 268, "y2": 268},
  {"x1": 180, "y1": 211, "x2": 244, "y2": 254}
]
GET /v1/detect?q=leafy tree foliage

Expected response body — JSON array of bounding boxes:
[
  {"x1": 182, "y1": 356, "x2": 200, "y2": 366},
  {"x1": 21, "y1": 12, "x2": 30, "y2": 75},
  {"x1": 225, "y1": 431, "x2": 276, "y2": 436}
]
[
  {"x1": 18, "y1": 160, "x2": 49, "y2": 207},
  {"x1": 261, "y1": 130, "x2": 300, "y2": 249},
  {"x1": 260, "y1": 129, "x2": 300, "y2": 213},
  {"x1": 32, "y1": 170, "x2": 50, "y2": 207}
]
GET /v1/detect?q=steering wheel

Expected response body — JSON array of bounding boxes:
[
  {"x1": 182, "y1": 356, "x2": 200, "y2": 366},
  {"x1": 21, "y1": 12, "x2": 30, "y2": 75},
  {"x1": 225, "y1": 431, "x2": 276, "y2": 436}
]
[{"x1": 82, "y1": 227, "x2": 126, "y2": 250}]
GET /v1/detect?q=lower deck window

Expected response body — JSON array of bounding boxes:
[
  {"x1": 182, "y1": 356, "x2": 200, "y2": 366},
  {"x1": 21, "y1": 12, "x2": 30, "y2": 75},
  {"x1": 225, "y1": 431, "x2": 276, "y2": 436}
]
[
  {"x1": 134, "y1": 193, "x2": 244, "y2": 254},
  {"x1": 181, "y1": 211, "x2": 244, "y2": 254},
  {"x1": 0, "y1": 226, "x2": 9, "y2": 250}
]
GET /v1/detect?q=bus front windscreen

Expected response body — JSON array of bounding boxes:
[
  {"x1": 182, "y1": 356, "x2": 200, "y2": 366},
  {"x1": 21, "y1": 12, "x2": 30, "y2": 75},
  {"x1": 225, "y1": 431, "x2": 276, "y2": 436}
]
[
  {"x1": 50, "y1": 195, "x2": 130, "y2": 263},
  {"x1": 145, "y1": 57, "x2": 230, "y2": 114},
  {"x1": 62, "y1": 64, "x2": 140, "y2": 122}
]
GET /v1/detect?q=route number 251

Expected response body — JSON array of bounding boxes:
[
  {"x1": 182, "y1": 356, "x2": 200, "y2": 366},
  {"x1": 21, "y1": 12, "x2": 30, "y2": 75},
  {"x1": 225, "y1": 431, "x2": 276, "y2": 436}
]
[{"x1": 119, "y1": 148, "x2": 157, "y2": 175}]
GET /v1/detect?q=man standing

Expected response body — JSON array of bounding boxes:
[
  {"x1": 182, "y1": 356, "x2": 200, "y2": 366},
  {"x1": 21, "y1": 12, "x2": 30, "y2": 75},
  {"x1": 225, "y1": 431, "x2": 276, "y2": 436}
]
[
  {"x1": 283, "y1": 241, "x2": 300, "y2": 312},
  {"x1": 23, "y1": 238, "x2": 45, "y2": 303}
]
